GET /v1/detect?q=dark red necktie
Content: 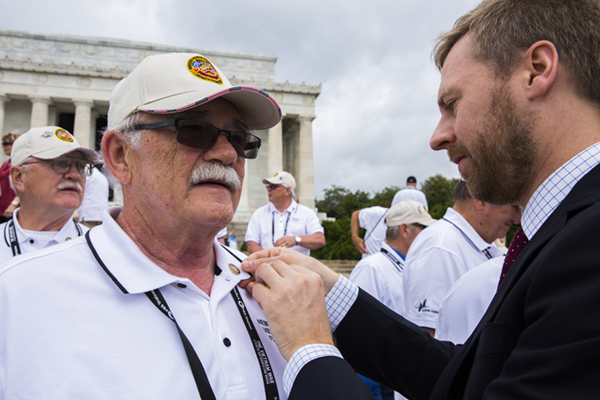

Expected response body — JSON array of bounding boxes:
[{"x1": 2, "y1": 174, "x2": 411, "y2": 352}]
[{"x1": 498, "y1": 227, "x2": 529, "y2": 287}]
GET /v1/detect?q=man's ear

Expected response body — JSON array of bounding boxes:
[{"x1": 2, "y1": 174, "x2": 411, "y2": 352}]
[
  {"x1": 399, "y1": 223, "x2": 410, "y2": 238},
  {"x1": 101, "y1": 130, "x2": 134, "y2": 185},
  {"x1": 10, "y1": 165, "x2": 25, "y2": 193},
  {"x1": 523, "y1": 40, "x2": 559, "y2": 100},
  {"x1": 473, "y1": 199, "x2": 486, "y2": 211}
]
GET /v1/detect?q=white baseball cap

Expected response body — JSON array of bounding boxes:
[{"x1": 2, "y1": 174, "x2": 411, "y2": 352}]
[
  {"x1": 11, "y1": 126, "x2": 99, "y2": 166},
  {"x1": 108, "y1": 52, "x2": 282, "y2": 130},
  {"x1": 262, "y1": 171, "x2": 296, "y2": 190},
  {"x1": 385, "y1": 200, "x2": 436, "y2": 227}
]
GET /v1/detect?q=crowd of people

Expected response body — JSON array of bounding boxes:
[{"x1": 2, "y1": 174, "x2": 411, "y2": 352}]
[{"x1": 1, "y1": 0, "x2": 600, "y2": 398}]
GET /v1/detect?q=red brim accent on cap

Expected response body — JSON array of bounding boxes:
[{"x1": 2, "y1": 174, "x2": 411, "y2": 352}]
[{"x1": 138, "y1": 86, "x2": 282, "y2": 130}]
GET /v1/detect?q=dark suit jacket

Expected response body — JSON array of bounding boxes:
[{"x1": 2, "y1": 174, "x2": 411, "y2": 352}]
[{"x1": 290, "y1": 164, "x2": 600, "y2": 400}]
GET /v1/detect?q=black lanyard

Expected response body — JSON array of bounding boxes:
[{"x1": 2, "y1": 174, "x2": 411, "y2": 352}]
[
  {"x1": 271, "y1": 209, "x2": 293, "y2": 245},
  {"x1": 85, "y1": 231, "x2": 279, "y2": 400},
  {"x1": 380, "y1": 247, "x2": 404, "y2": 273},
  {"x1": 442, "y1": 217, "x2": 494, "y2": 260},
  {"x1": 6, "y1": 219, "x2": 83, "y2": 257}
]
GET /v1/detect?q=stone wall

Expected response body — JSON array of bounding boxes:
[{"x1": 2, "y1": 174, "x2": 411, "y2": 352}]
[{"x1": 319, "y1": 259, "x2": 358, "y2": 278}]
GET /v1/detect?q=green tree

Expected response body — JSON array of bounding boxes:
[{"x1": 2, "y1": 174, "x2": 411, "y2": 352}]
[
  {"x1": 366, "y1": 185, "x2": 400, "y2": 208},
  {"x1": 421, "y1": 174, "x2": 460, "y2": 219},
  {"x1": 315, "y1": 185, "x2": 370, "y2": 220},
  {"x1": 311, "y1": 217, "x2": 361, "y2": 260}
]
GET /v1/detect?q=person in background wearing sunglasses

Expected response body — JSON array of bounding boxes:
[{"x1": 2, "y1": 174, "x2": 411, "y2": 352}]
[
  {"x1": 246, "y1": 170, "x2": 325, "y2": 256},
  {"x1": 0, "y1": 130, "x2": 21, "y2": 222},
  {"x1": 0, "y1": 53, "x2": 289, "y2": 399},
  {"x1": 349, "y1": 200, "x2": 436, "y2": 400},
  {"x1": 0, "y1": 126, "x2": 98, "y2": 264}
]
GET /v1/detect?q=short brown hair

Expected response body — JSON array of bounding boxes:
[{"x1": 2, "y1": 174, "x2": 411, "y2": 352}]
[{"x1": 433, "y1": 0, "x2": 600, "y2": 105}]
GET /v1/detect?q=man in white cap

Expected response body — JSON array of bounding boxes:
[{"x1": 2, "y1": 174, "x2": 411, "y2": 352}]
[
  {"x1": 0, "y1": 53, "x2": 288, "y2": 399},
  {"x1": 349, "y1": 200, "x2": 436, "y2": 317},
  {"x1": 349, "y1": 200, "x2": 435, "y2": 400},
  {"x1": 245, "y1": 170, "x2": 325, "y2": 256},
  {"x1": 0, "y1": 126, "x2": 98, "y2": 264}
]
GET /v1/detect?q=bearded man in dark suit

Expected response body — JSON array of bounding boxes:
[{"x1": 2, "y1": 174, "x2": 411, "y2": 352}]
[{"x1": 242, "y1": 0, "x2": 600, "y2": 398}]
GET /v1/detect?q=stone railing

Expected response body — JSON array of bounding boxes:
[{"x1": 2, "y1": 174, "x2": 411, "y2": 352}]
[{"x1": 319, "y1": 259, "x2": 358, "y2": 278}]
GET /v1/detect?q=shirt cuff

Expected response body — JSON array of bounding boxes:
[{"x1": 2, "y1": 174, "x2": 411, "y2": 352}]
[
  {"x1": 283, "y1": 344, "x2": 343, "y2": 394},
  {"x1": 326, "y1": 274, "x2": 359, "y2": 331}
]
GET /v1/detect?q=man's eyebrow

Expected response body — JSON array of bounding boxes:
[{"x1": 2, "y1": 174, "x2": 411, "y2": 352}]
[
  {"x1": 173, "y1": 110, "x2": 249, "y2": 130},
  {"x1": 438, "y1": 90, "x2": 449, "y2": 108},
  {"x1": 176, "y1": 110, "x2": 209, "y2": 119},
  {"x1": 233, "y1": 119, "x2": 249, "y2": 131}
]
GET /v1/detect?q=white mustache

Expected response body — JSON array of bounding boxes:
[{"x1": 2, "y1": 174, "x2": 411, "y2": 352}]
[
  {"x1": 57, "y1": 181, "x2": 83, "y2": 192},
  {"x1": 189, "y1": 162, "x2": 242, "y2": 191}
]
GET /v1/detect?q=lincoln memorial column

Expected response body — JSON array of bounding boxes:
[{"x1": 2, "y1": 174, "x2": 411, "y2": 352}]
[
  {"x1": 29, "y1": 96, "x2": 51, "y2": 128},
  {"x1": 267, "y1": 117, "x2": 284, "y2": 175},
  {"x1": 297, "y1": 115, "x2": 316, "y2": 209},
  {"x1": 73, "y1": 99, "x2": 94, "y2": 149},
  {"x1": 0, "y1": 94, "x2": 8, "y2": 136}
]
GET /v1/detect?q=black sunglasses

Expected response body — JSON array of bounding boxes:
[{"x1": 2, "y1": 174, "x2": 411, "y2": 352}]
[
  {"x1": 266, "y1": 184, "x2": 283, "y2": 190},
  {"x1": 132, "y1": 119, "x2": 261, "y2": 159}
]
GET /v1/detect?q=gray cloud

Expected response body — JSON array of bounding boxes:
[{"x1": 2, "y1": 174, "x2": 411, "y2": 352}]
[{"x1": 0, "y1": 0, "x2": 483, "y2": 196}]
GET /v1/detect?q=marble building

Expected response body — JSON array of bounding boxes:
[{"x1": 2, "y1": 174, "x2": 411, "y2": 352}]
[{"x1": 0, "y1": 29, "x2": 321, "y2": 237}]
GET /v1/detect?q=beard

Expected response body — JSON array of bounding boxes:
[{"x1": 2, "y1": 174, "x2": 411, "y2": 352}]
[{"x1": 448, "y1": 85, "x2": 537, "y2": 205}]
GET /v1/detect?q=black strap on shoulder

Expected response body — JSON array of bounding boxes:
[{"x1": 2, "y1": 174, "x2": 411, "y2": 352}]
[
  {"x1": 7, "y1": 220, "x2": 21, "y2": 256},
  {"x1": 380, "y1": 247, "x2": 404, "y2": 273},
  {"x1": 145, "y1": 289, "x2": 217, "y2": 400}
]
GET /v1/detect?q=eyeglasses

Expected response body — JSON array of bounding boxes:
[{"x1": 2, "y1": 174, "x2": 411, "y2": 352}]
[
  {"x1": 20, "y1": 157, "x2": 93, "y2": 177},
  {"x1": 266, "y1": 184, "x2": 283, "y2": 190},
  {"x1": 1, "y1": 142, "x2": 11, "y2": 146},
  {"x1": 132, "y1": 119, "x2": 262, "y2": 159}
]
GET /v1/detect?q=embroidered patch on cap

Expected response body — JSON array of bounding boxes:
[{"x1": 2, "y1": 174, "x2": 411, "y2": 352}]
[
  {"x1": 187, "y1": 55, "x2": 223, "y2": 85},
  {"x1": 55, "y1": 128, "x2": 74, "y2": 143}
]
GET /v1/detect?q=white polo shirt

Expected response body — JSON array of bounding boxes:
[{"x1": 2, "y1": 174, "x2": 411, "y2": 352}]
[
  {"x1": 245, "y1": 200, "x2": 324, "y2": 256},
  {"x1": 358, "y1": 206, "x2": 387, "y2": 259},
  {"x1": 0, "y1": 208, "x2": 88, "y2": 265},
  {"x1": 391, "y1": 187, "x2": 429, "y2": 210},
  {"x1": 349, "y1": 242, "x2": 406, "y2": 316},
  {"x1": 0, "y1": 207, "x2": 287, "y2": 400},
  {"x1": 435, "y1": 257, "x2": 504, "y2": 344},
  {"x1": 77, "y1": 167, "x2": 109, "y2": 222},
  {"x1": 403, "y1": 208, "x2": 501, "y2": 329}
]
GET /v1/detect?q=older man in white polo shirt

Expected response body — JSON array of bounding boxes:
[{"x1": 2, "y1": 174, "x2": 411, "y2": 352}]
[
  {"x1": 0, "y1": 53, "x2": 289, "y2": 399},
  {"x1": 0, "y1": 126, "x2": 98, "y2": 264},
  {"x1": 245, "y1": 171, "x2": 325, "y2": 256}
]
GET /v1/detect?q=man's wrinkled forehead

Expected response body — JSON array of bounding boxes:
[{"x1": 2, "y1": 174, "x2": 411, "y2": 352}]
[{"x1": 139, "y1": 103, "x2": 249, "y2": 131}]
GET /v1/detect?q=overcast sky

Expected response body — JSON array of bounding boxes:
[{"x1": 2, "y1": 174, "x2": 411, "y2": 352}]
[{"x1": 0, "y1": 0, "x2": 482, "y2": 199}]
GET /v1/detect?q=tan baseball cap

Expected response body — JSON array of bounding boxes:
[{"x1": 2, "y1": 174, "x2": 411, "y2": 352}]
[
  {"x1": 262, "y1": 171, "x2": 296, "y2": 190},
  {"x1": 108, "y1": 52, "x2": 282, "y2": 130},
  {"x1": 11, "y1": 126, "x2": 99, "y2": 166},
  {"x1": 385, "y1": 200, "x2": 436, "y2": 227}
]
